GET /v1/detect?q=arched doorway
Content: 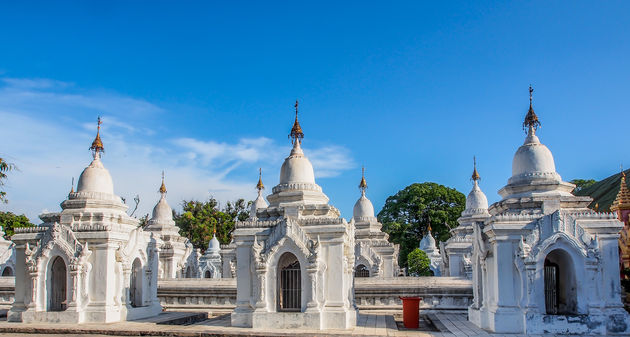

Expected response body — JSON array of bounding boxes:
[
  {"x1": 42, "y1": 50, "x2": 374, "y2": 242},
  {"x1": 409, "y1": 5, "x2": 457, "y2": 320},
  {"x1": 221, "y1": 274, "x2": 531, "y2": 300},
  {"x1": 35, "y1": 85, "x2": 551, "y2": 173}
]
[
  {"x1": 2, "y1": 266, "x2": 13, "y2": 276},
  {"x1": 48, "y1": 256, "x2": 67, "y2": 311},
  {"x1": 130, "y1": 258, "x2": 143, "y2": 307},
  {"x1": 204, "y1": 270, "x2": 212, "y2": 278},
  {"x1": 544, "y1": 249, "x2": 577, "y2": 314},
  {"x1": 277, "y1": 252, "x2": 301, "y2": 312},
  {"x1": 355, "y1": 264, "x2": 370, "y2": 277}
]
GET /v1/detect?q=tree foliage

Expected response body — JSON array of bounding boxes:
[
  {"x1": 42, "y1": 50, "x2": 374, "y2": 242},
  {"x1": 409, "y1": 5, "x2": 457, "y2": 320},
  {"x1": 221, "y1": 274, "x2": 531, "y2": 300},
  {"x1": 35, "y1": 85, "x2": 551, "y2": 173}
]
[
  {"x1": 378, "y1": 182, "x2": 465, "y2": 268},
  {"x1": 570, "y1": 179, "x2": 596, "y2": 194},
  {"x1": 0, "y1": 157, "x2": 16, "y2": 203},
  {"x1": 407, "y1": 248, "x2": 432, "y2": 276},
  {"x1": 175, "y1": 198, "x2": 249, "y2": 251},
  {"x1": 0, "y1": 211, "x2": 34, "y2": 239}
]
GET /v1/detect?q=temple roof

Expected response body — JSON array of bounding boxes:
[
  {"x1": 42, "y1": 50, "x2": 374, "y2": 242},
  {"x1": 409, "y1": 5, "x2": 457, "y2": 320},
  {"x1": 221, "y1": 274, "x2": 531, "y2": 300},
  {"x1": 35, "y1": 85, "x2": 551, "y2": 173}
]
[
  {"x1": 575, "y1": 169, "x2": 630, "y2": 211},
  {"x1": 611, "y1": 171, "x2": 630, "y2": 211}
]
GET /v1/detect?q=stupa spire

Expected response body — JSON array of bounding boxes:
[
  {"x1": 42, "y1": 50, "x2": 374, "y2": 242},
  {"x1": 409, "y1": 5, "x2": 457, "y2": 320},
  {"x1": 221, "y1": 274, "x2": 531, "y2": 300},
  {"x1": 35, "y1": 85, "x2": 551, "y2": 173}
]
[
  {"x1": 70, "y1": 177, "x2": 75, "y2": 194},
  {"x1": 359, "y1": 166, "x2": 368, "y2": 195},
  {"x1": 289, "y1": 100, "x2": 304, "y2": 145},
  {"x1": 256, "y1": 168, "x2": 265, "y2": 192},
  {"x1": 471, "y1": 156, "x2": 480, "y2": 182},
  {"x1": 159, "y1": 171, "x2": 167, "y2": 195},
  {"x1": 523, "y1": 85, "x2": 541, "y2": 135},
  {"x1": 89, "y1": 116, "x2": 105, "y2": 158},
  {"x1": 611, "y1": 165, "x2": 630, "y2": 212}
]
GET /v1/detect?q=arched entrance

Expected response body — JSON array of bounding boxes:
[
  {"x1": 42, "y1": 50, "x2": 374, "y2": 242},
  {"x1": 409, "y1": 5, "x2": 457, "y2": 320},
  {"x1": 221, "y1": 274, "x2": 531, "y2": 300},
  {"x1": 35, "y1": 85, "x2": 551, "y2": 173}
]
[
  {"x1": 1, "y1": 266, "x2": 13, "y2": 276},
  {"x1": 544, "y1": 249, "x2": 577, "y2": 314},
  {"x1": 48, "y1": 256, "x2": 67, "y2": 311},
  {"x1": 355, "y1": 264, "x2": 370, "y2": 277},
  {"x1": 277, "y1": 252, "x2": 301, "y2": 312},
  {"x1": 204, "y1": 270, "x2": 212, "y2": 278},
  {"x1": 130, "y1": 258, "x2": 143, "y2": 307}
]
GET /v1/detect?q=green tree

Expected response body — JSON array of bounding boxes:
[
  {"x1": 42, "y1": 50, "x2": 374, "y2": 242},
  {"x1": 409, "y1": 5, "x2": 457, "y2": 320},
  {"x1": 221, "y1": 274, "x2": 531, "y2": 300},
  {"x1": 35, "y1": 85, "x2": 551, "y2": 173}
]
[
  {"x1": 570, "y1": 179, "x2": 597, "y2": 194},
  {"x1": 378, "y1": 182, "x2": 465, "y2": 268},
  {"x1": 0, "y1": 157, "x2": 16, "y2": 203},
  {"x1": 0, "y1": 211, "x2": 35, "y2": 239},
  {"x1": 407, "y1": 248, "x2": 432, "y2": 276},
  {"x1": 175, "y1": 198, "x2": 249, "y2": 251}
]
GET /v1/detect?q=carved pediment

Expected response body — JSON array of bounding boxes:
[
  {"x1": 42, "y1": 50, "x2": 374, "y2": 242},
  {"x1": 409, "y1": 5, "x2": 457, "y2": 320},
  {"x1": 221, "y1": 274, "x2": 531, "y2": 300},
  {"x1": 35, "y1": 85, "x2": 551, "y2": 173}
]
[
  {"x1": 519, "y1": 210, "x2": 599, "y2": 262},
  {"x1": 25, "y1": 222, "x2": 90, "y2": 271}
]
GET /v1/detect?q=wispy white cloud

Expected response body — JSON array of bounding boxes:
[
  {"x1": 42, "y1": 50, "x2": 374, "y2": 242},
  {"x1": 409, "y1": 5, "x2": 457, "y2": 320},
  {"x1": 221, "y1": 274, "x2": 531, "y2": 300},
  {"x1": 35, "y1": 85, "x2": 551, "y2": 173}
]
[{"x1": 0, "y1": 77, "x2": 355, "y2": 222}]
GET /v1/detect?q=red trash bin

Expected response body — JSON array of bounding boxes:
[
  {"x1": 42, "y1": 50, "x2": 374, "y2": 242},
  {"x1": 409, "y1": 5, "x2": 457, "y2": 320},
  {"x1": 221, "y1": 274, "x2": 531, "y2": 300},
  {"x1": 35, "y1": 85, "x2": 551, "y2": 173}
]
[{"x1": 400, "y1": 296, "x2": 422, "y2": 329}]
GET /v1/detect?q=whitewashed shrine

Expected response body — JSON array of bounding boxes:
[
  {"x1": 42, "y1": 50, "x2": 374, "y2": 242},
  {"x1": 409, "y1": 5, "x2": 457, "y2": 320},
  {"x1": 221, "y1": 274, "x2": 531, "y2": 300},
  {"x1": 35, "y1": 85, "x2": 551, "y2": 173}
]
[
  {"x1": 230, "y1": 103, "x2": 357, "y2": 329},
  {"x1": 145, "y1": 174, "x2": 196, "y2": 279},
  {"x1": 442, "y1": 161, "x2": 489, "y2": 279},
  {"x1": 8, "y1": 120, "x2": 161, "y2": 323},
  {"x1": 350, "y1": 169, "x2": 399, "y2": 278},
  {"x1": 419, "y1": 226, "x2": 442, "y2": 276},
  {"x1": 469, "y1": 89, "x2": 630, "y2": 334},
  {"x1": 199, "y1": 231, "x2": 222, "y2": 278}
]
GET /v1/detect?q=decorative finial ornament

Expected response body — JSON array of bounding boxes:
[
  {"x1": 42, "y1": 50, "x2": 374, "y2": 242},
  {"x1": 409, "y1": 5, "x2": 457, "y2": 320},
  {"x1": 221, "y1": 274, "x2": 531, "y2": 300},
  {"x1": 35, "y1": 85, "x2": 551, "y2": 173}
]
[
  {"x1": 159, "y1": 171, "x2": 167, "y2": 194},
  {"x1": 359, "y1": 166, "x2": 368, "y2": 193},
  {"x1": 471, "y1": 156, "x2": 480, "y2": 181},
  {"x1": 256, "y1": 168, "x2": 265, "y2": 191},
  {"x1": 427, "y1": 222, "x2": 432, "y2": 232},
  {"x1": 289, "y1": 100, "x2": 304, "y2": 144},
  {"x1": 70, "y1": 177, "x2": 75, "y2": 194},
  {"x1": 213, "y1": 223, "x2": 216, "y2": 235},
  {"x1": 611, "y1": 164, "x2": 630, "y2": 211},
  {"x1": 523, "y1": 85, "x2": 541, "y2": 132},
  {"x1": 90, "y1": 116, "x2": 105, "y2": 158}
]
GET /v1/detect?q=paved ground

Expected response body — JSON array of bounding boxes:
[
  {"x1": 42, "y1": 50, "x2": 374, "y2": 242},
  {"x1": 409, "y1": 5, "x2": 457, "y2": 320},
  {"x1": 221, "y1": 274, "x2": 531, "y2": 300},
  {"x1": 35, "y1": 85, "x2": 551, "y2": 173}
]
[{"x1": 0, "y1": 312, "x2": 622, "y2": 336}]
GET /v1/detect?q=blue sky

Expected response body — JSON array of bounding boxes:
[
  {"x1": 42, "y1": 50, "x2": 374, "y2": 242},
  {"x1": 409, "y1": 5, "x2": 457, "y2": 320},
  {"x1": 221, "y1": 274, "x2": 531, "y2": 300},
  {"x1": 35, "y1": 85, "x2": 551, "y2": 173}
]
[{"x1": 1, "y1": 1, "x2": 629, "y2": 221}]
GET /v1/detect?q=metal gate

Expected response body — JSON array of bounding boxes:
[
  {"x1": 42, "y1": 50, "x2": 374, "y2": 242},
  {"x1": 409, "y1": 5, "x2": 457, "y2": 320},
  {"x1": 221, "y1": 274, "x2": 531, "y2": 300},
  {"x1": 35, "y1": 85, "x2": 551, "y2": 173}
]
[
  {"x1": 130, "y1": 264, "x2": 138, "y2": 307},
  {"x1": 279, "y1": 260, "x2": 301, "y2": 311},
  {"x1": 355, "y1": 264, "x2": 370, "y2": 277},
  {"x1": 544, "y1": 264, "x2": 558, "y2": 314},
  {"x1": 49, "y1": 257, "x2": 67, "y2": 311}
]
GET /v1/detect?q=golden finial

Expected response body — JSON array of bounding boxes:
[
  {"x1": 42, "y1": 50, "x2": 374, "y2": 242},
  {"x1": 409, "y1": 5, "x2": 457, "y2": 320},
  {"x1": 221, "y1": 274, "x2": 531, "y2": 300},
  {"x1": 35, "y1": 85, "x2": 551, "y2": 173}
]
[
  {"x1": 359, "y1": 166, "x2": 368, "y2": 192},
  {"x1": 471, "y1": 156, "x2": 480, "y2": 181},
  {"x1": 289, "y1": 100, "x2": 304, "y2": 144},
  {"x1": 89, "y1": 116, "x2": 105, "y2": 157},
  {"x1": 611, "y1": 164, "x2": 630, "y2": 212},
  {"x1": 427, "y1": 223, "x2": 432, "y2": 232},
  {"x1": 523, "y1": 85, "x2": 541, "y2": 131},
  {"x1": 213, "y1": 223, "x2": 216, "y2": 235},
  {"x1": 159, "y1": 171, "x2": 167, "y2": 194},
  {"x1": 256, "y1": 168, "x2": 265, "y2": 191},
  {"x1": 70, "y1": 177, "x2": 75, "y2": 194},
  {"x1": 594, "y1": 203, "x2": 599, "y2": 212}
]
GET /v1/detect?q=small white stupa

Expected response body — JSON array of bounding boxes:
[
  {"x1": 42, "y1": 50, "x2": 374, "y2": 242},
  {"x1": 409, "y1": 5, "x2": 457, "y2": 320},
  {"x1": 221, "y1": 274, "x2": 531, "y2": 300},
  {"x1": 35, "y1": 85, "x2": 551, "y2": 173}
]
[
  {"x1": 9, "y1": 117, "x2": 161, "y2": 323},
  {"x1": 469, "y1": 87, "x2": 630, "y2": 334},
  {"x1": 230, "y1": 101, "x2": 356, "y2": 330},
  {"x1": 443, "y1": 158, "x2": 490, "y2": 279},
  {"x1": 419, "y1": 223, "x2": 442, "y2": 276},
  {"x1": 145, "y1": 173, "x2": 196, "y2": 279},
  {"x1": 199, "y1": 228, "x2": 222, "y2": 278},
  {"x1": 350, "y1": 167, "x2": 399, "y2": 278}
]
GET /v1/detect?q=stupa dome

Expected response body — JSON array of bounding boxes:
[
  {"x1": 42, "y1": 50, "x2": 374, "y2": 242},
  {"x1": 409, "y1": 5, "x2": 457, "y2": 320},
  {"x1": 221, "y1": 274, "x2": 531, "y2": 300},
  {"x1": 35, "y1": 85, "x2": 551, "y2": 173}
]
[
  {"x1": 419, "y1": 230, "x2": 437, "y2": 252},
  {"x1": 509, "y1": 130, "x2": 560, "y2": 184},
  {"x1": 279, "y1": 141, "x2": 316, "y2": 184},
  {"x1": 76, "y1": 156, "x2": 115, "y2": 195},
  {"x1": 207, "y1": 234, "x2": 221, "y2": 254},
  {"x1": 464, "y1": 181, "x2": 489, "y2": 215},
  {"x1": 353, "y1": 195, "x2": 375, "y2": 218},
  {"x1": 151, "y1": 196, "x2": 173, "y2": 222}
]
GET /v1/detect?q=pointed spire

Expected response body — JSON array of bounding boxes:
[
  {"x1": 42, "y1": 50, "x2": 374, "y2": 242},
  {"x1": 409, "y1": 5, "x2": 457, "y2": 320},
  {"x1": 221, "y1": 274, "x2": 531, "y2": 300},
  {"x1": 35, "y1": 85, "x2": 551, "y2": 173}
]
[
  {"x1": 289, "y1": 100, "x2": 304, "y2": 144},
  {"x1": 471, "y1": 156, "x2": 480, "y2": 182},
  {"x1": 159, "y1": 171, "x2": 167, "y2": 195},
  {"x1": 523, "y1": 85, "x2": 541, "y2": 133},
  {"x1": 89, "y1": 116, "x2": 105, "y2": 158},
  {"x1": 427, "y1": 222, "x2": 432, "y2": 233},
  {"x1": 256, "y1": 168, "x2": 265, "y2": 191},
  {"x1": 213, "y1": 223, "x2": 216, "y2": 235},
  {"x1": 611, "y1": 165, "x2": 630, "y2": 211},
  {"x1": 70, "y1": 177, "x2": 75, "y2": 194},
  {"x1": 359, "y1": 166, "x2": 368, "y2": 194}
]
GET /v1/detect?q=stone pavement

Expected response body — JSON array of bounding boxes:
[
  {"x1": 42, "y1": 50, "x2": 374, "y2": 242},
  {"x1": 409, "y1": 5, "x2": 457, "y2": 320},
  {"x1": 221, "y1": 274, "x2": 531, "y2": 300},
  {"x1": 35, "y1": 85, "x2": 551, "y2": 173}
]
[{"x1": 0, "y1": 312, "x2": 624, "y2": 336}]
